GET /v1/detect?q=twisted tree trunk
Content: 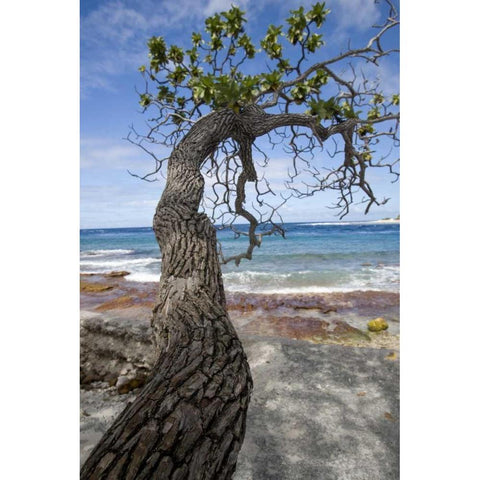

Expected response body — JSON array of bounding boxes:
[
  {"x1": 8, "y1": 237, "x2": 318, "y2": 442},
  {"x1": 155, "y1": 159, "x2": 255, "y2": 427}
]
[
  {"x1": 81, "y1": 105, "x2": 331, "y2": 478},
  {"x1": 81, "y1": 110, "x2": 254, "y2": 479}
]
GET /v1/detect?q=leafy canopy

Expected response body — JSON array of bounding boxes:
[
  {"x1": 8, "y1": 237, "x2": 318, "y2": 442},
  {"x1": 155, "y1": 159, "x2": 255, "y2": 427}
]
[
  {"x1": 140, "y1": 3, "x2": 358, "y2": 117},
  {"x1": 132, "y1": 2, "x2": 400, "y2": 230},
  {"x1": 138, "y1": 2, "x2": 398, "y2": 137}
]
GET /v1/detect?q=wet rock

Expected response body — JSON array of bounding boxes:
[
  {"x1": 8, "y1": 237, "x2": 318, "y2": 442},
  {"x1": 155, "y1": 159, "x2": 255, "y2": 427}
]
[
  {"x1": 105, "y1": 270, "x2": 131, "y2": 277},
  {"x1": 239, "y1": 315, "x2": 370, "y2": 346},
  {"x1": 225, "y1": 291, "x2": 399, "y2": 318},
  {"x1": 226, "y1": 293, "x2": 338, "y2": 313},
  {"x1": 116, "y1": 374, "x2": 147, "y2": 394},
  {"x1": 80, "y1": 274, "x2": 398, "y2": 321},
  {"x1": 95, "y1": 295, "x2": 136, "y2": 310},
  {"x1": 368, "y1": 317, "x2": 389, "y2": 332},
  {"x1": 80, "y1": 281, "x2": 114, "y2": 293}
]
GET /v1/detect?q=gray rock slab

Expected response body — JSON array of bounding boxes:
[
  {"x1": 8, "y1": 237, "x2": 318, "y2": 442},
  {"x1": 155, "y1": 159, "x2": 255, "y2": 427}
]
[
  {"x1": 235, "y1": 336, "x2": 399, "y2": 480},
  {"x1": 80, "y1": 336, "x2": 399, "y2": 479}
]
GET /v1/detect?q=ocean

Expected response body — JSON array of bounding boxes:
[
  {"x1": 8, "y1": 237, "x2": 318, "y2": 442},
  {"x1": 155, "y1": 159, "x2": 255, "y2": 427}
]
[{"x1": 80, "y1": 222, "x2": 399, "y2": 294}]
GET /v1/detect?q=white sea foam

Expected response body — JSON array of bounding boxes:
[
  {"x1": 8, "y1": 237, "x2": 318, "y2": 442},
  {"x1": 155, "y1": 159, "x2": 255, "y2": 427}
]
[
  {"x1": 222, "y1": 264, "x2": 399, "y2": 294},
  {"x1": 126, "y1": 272, "x2": 159, "y2": 283},
  {"x1": 86, "y1": 263, "x2": 399, "y2": 293},
  {"x1": 224, "y1": 285, "x2": 389, "y2": 294},
  {"x1": 304, "y1": 222, "x2": 371, "y2": 226},
  {"x1": 304, "y1": 220, "x2": 399, "y2": 226},
  {"x1": 80, "y1": 257, "x2": 160, "y2": 269},
  {"x1": 223, "y1": 271, "x2": 297, "y2": 280},
  {"x1": 81, "y1": 249, "x2": 135, "y2": 257}
]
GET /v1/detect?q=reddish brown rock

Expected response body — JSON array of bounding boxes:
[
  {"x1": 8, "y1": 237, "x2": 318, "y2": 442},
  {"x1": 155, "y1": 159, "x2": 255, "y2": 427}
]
[
  {"x1": 104, "y1": 270, "x2": 131, "y2": 277},
  {"x1": 239, "y1": 315, "x2": 370, "y2": 345},
  {"x1": 80, "y1": 281, "x2": 114, "y2": 293}
]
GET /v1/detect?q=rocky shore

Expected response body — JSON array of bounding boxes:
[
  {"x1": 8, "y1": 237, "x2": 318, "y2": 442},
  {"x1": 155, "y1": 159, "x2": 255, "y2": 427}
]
[{"x1": 80, "y1": 273, "x2": 399, "y2": 478}]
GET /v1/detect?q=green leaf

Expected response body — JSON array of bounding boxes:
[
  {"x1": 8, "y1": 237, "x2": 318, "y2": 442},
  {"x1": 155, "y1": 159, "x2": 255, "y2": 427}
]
[
  {"x1": 167, "y1": 45, "x2": 184, "y2": 64},
  {"x1": 167, "y1": 66, "x2": 187, "y2": 85},
  {"x1": 191, "y1": 75, "x2": 216, "y2": 104},
  {"x1": 261, "y1": 25, "x2": 283, "y2": 59},
  {"x1": 308, "y1": 69, "x2": 328, "y2": 88},
  {"x1": 306, "y1": 2, "x2": 330, "y2": 27},
  {"x1": 308, "y1": 97, "x2": 340, "y2": 120},
  {"x1": 341, "y1": 101, "x2": 358, "y2": 119},
  {"x1": 147, "y1": 36, "x2": 168, "y2": 72},
  {"x1": 176, "y1": 96, "x2": 186, "y2": 108},
  {"x1": 157, "y1": 86, "x2": 173, "y2": 102},
  {"x1": 190, "y1": 65, "x2": 203, "y2": 77},
  {"x1": 209, "y1": 36, "x2": 224, "y2": 51},
  {"x1": 186, "y1": 47, "x2": 199, "y2": 64},
  {"x1": 291, "y1": 83, "x2": 311, "y2": 103},
  {"x1": 358, "y1": 124, "x2": 375, "y2": 137},
  {"x1": 221, "y1": 6, "x2": 246, "y2": 38},
  {"x1": 139, "y1": 93, "x2": 151, "y2": 107},
  {"x1": 367, "y1": 106, "x2": 380, "y2": 120},
  {"x1": 192, "y1": 32, "x2": 202, "y2": 46},
  {"x1": 286, "y1": 6, "x2": 307, "y2": 45},
  {"x1": 277, "y1": 58, "x2": 291, "y2": 72},
  {"x1": 305, "y1": 33, "x2": 324, "y2": 53},
  {"x1": 205, "y1": 13, "x2": 224, "y2": 37},
  {"x1": 238, "y1": 34, "x2": 256, "y2": 58},
  {"x1": 260, "y1": 70, "x2": 283, "y2": 91},
  {"x1": 392, "y1": 94, "x2": 400, "y2": 106}
]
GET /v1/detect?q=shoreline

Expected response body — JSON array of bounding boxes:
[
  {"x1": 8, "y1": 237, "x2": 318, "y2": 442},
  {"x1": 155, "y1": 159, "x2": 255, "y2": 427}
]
[
  {"x1": 80, "y1": 272, "x2": 399, "y2": 349},
  {"x1": 80, "y1": 271, "x2": 400, "y2": 297},
  {"x1": 80, "y1": 272, "x2": 399, "y2": 394},
  {"x1": 80, "y1": 272, "x2": 399, "y2": 297}
]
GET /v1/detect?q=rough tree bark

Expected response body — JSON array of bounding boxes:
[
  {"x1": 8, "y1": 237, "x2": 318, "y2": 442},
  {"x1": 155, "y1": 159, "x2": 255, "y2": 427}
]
[{"x1": 81, "y1": 109, "x2": 259, "y2": 480}]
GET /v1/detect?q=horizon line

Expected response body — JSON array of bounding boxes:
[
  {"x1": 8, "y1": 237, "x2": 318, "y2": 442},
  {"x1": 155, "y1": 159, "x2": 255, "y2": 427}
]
[{"x1": 80, "y1": 217, "x2": 400, "y2": 231}]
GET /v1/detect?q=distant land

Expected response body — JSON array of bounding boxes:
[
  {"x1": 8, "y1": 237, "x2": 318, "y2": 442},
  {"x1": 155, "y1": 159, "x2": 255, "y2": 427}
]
[{"x1": 373, "y1": 214, "x2": 400, "y2": 224}]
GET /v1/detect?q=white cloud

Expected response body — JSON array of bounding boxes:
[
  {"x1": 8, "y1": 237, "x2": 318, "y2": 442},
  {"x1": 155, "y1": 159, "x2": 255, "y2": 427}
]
[
  {"x1": 80, "y1": 0, "x2": 293, "y2": 94},
  {"x1": 81, "y1": 136, "x2": 169, "y2": 172},
  {"x1": 203, "y1": 0, "x2": 251, "y2": 16},
  {"x1": 81, "y1": 0, "x2": 387, "y2": 94},
  {"x1": 81, "y1": 137, "x2": 137, "y2": 169},
  {"x1": 330, "y1": 0, "x2": 382, "y2": 31},
  {"x1": 81, "y1": 1, "x2": 172, "y2": 94},
  {"x1": 81, "y1": 181, "x2": 162, "y2": 228}
]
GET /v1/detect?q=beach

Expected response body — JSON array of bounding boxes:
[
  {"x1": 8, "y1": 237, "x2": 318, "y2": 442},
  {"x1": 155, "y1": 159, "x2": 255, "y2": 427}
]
[
  {"x1": 80, "y1": 222, "x2": 399, "y2": 478},
  {"x1": 80, "y1": 272, "x2": 399, "y2": 479}
]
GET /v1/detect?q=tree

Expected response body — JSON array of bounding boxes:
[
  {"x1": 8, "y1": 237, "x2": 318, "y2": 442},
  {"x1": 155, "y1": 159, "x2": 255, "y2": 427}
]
[{"x1": 81, "y1": 2, "x2": 399, "y2": 478}]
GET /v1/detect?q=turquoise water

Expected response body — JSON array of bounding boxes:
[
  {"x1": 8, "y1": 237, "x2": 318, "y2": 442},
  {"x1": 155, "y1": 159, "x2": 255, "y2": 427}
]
[{"x1": 80, "y1": 222, "x2": 399, "y2": 293}]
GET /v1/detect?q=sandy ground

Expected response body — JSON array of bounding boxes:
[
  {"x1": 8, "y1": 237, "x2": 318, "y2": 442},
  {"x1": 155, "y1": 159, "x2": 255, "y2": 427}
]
[{"x1": 80, "y1": 334, "x2": 399, "y2": 479}]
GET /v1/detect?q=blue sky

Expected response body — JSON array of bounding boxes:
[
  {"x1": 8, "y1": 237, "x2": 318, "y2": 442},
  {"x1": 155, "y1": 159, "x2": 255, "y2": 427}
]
[{"x1": 80, "y1": 0, "x2": 399, "y2": 228}]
